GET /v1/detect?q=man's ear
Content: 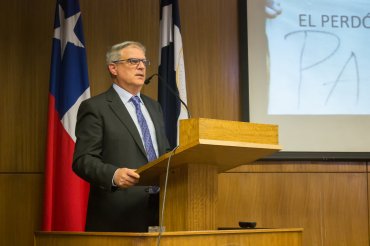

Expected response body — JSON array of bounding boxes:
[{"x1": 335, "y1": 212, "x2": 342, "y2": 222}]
[{"x1": 108, "y1": 63, "x2": 118, "y2": 76}]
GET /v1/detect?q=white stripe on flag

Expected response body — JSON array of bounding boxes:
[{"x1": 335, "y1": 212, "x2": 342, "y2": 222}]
[
  {"x1": 160, "y1": 4, "x2": 173, "y2": 50},
  {"x1": 61, "y1": 87, "x2": 90, "y2": 142},
  {"x1": 174, "y1": 25, "x2": 188, "y2": 120}
]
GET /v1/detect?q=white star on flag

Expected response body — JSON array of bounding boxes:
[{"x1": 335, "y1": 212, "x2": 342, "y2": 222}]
[{"x1": 53, "y1": 5, "x2": 84, "y2": 57}]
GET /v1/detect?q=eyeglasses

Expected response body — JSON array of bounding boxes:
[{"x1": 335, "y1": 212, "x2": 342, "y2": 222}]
[{"x1": 112, "y1": 58, "x2": 150, "y2": 67}]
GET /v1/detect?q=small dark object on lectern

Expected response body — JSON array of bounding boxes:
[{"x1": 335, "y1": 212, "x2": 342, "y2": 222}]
[{"x1": 239, "y1": 221, "x2": 257, "y2": 229}]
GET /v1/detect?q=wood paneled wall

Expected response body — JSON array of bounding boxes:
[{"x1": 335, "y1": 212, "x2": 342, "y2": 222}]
[
  {"x1": 79, "y1": 0, "x2": 240, "y2": 119},
  {"x1": 0, "y1": 1, "x2": 53, "y2": 244},
  {"x1": 218, "y1": 161, "x2": 369, "y2": 246},
  {"x1": 0, "y1": 174, "x2": 44, "y2": 245},
  {"x1": 0, "y1": 0, "x2": 368, "y2": 246},
  {"x1": 0, "y1": 0, "x2": 239, "y2": 245}
]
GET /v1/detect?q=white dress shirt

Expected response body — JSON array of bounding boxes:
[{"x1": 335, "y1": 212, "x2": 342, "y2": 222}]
[{"x1": 112, "y1": 83, "x2": 159, "y2": 157}]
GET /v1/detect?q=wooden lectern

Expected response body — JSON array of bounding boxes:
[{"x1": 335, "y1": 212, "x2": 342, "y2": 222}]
[
  {"x1": 35, "y1": 118, "x2": 303, "y2": 246},
  {"x1": 136, "y1": 118, "x2": 282, "y2": 231}
]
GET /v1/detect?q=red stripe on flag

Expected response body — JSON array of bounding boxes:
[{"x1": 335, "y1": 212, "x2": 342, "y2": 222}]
[{"x1": 43, "y1": 95, "x2": 89, "y2": 231}]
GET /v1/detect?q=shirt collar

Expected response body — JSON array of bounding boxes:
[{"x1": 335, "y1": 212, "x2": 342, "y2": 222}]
[{"x1": 113, "y1": 83, "x2": 141, "y2": 104}]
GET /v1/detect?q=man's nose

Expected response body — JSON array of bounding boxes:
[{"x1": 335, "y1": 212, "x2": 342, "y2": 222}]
[{"x1": 137, "y1": 61, "x2": 146, "y2": 69}]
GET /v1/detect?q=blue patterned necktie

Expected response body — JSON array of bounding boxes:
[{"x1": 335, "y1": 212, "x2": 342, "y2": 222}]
[{"x1": 130, "y1": 96, "x2": 157, "y2": 162}]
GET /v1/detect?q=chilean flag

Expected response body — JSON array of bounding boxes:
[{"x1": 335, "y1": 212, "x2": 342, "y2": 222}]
[
  {"x1": 42, "y1": 0, "x2": 90, "y2": 231},
  {"x1": 159, "y1": 0, "x2": 188, "y2": 148}
]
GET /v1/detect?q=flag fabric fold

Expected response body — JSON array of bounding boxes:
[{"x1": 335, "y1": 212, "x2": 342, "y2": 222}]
[
  {"x1": 42, "y1": 0, "x2": 90, "y2": 231},
  {"x1": 159, "y1": 0, "x2": 188, "y2": 148}
]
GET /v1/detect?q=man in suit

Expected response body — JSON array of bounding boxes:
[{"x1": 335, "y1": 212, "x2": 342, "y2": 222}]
[{"x1": 72, "y1": 41, "x2": 170, "y2": 232}]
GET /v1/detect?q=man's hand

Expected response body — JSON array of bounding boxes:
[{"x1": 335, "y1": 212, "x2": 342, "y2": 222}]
[{"x1": 113, "y1": 168, "x2": 140, "y2": 189}]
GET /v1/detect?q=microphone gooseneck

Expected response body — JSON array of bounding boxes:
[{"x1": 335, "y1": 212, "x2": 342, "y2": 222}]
[{"x1": 144, "y1": 73, "x2": 191, "y2": 118}]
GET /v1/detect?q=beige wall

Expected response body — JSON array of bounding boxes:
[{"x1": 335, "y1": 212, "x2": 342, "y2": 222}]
[{"x1": 0, "y1": 0, "x2": 368, "y2": 246}]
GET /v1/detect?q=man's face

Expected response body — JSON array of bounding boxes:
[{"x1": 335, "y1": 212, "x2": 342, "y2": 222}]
[{"x1": 109, "y1": 45, "x2": 147, "y2": 94}]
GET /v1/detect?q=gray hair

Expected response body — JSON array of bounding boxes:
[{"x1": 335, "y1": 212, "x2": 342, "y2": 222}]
[{"x1": 106, "y1": 41, "x2": 146, "y2": 65}]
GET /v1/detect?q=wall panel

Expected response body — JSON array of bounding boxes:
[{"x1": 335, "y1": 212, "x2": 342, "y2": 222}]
[
  {"x1": 230, "y1": 161, "x2": 366, "y2": 173},
  {"x1": 179, "y1": 0, "x2": 240, "y2": 120},
  {"x1": 218, "y1": 162, "x2": 369, "y2": 246},
  {"x1": 0, "y1": 0, "x2": 53, "y2": 172},
  {"x1": 0, "y1": 174, "x2": 43, "y2": 246}
]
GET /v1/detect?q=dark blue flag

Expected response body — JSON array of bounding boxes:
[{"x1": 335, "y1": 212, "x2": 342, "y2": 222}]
[{"x1": 159, "y1": 0, "x2": 188, "y2": 148}]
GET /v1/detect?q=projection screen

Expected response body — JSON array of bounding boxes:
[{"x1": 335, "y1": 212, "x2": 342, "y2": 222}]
[{"x1": 245, "y1": 0, "x2": 370, "y2": 158}]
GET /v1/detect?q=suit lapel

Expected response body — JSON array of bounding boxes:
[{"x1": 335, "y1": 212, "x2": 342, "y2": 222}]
[{"x1": 105, "y1": 87, "x2": 148, "y2": 160}]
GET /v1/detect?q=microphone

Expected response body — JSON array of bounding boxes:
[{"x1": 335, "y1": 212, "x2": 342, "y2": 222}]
[
  {"x1": 144, "y1": 73, "x2": 157, "y2": 85},
  {"x1": 145, "y1": 73, "x2": 191, "y2": 118}
]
